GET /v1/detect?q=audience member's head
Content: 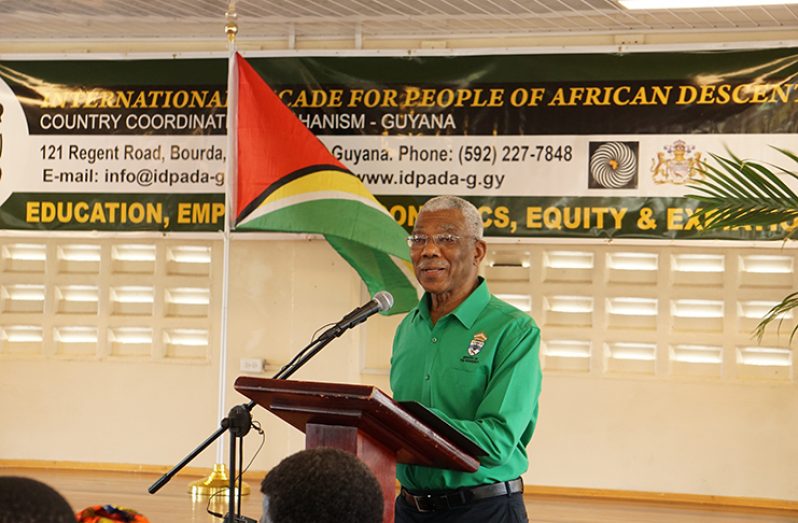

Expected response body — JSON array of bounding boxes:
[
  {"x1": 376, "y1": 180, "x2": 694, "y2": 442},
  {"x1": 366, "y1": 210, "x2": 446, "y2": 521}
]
[
  {"x1": 0, "y1": 476, "x2": 75, "y2": 523},
  {"x1": 260, "y1": 447, "x2": 383, "y2": 523}
]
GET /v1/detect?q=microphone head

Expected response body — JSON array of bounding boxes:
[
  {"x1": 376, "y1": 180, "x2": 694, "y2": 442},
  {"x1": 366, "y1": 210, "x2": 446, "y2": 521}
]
[{"x1": 373, "y1": 291, "x2": 394, "y2": 312}]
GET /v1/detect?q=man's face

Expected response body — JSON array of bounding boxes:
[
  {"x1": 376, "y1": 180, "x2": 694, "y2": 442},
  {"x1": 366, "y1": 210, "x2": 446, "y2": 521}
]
[{"x1": 410, "y1": 208, "x2": 486, "y2": 297}]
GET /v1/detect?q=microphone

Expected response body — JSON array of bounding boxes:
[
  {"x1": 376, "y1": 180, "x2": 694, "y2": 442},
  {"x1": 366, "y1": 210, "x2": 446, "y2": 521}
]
[{"x1": 318, "y1": 291, "x2": 394, "y2": 341}]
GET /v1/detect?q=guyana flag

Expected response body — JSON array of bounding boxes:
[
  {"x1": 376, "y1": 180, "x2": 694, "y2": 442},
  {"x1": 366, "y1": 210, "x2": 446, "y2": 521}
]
[{"x1": 232, "y1": 53, "x2": 418, "y2": 313}]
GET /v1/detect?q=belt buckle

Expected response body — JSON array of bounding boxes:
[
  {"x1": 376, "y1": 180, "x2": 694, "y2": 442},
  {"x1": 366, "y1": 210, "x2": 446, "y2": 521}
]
[
  {"x1": 413, "y1": 494, "x2": 432, "y2": 512},
  {"x1": 412, "y1": 493, "x2": 451, "y2": 512}
]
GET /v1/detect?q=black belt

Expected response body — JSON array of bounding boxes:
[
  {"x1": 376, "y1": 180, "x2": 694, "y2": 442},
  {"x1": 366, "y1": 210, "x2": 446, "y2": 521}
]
[{"x1": 400, "y1": 478, "x2": 523, "y2": 512}]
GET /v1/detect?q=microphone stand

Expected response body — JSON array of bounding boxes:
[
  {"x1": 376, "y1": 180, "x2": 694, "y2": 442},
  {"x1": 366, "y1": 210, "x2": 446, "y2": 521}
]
[{"x1": 148, "y1": 332, "x2": 341, "y2": 523}]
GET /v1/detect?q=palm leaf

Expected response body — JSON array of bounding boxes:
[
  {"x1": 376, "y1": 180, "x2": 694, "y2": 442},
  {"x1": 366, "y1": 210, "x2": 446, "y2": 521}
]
[
  {"x1": 752, "y1": 291, "x2": 798, "y2": 344},
  {"x1": 687, "y1": 147, "x2": 798, "y2": 344},
  {"x1": 686, "y1": 148, "x2": 798, "y2": 234}
]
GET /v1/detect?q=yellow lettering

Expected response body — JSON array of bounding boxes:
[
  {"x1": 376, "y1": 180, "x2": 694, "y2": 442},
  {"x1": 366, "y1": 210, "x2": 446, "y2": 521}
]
[
  {"x1": 526, "y1": 207, "x2": 543, "y2": 229},
  {"x1": 74, "y1": 202, "x2": 89, "y2": 223},
  {"x1": 676, "y1": 85, "x2": 697, "y2": 105},
  {"x1": 667, "y1": 208, "x2": 685, "y2": 230},
  {"x1": 610, "y1": 208, "x2": 628, "y2": 229},
  {"x1": 26, "y1": 202, "x2": 41, "y2": 222},
  {"x1": 548, "y1": 88, "x2": 568, "y2": 106}
]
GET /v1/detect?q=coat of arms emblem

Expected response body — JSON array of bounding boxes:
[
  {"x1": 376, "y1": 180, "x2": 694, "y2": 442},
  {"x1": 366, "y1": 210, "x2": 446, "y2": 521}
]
[
  {"x1": 651, "y1": 139, "x2": 703, "y2": 184},
  {"x1": 467, "y1": 332, "x2": 487, "y2": 356}
]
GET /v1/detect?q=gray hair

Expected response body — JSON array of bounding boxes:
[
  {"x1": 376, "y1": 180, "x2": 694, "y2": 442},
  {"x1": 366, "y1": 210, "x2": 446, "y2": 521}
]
[{"x1": 419, "y1": 196, "x2": 483, "y2": 240}]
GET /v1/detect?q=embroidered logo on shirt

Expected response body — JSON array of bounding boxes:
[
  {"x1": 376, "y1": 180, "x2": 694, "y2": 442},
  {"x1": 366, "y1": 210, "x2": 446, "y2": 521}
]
[{"x1": 467, "y1": 332, "x2": 487, "y2": 356}]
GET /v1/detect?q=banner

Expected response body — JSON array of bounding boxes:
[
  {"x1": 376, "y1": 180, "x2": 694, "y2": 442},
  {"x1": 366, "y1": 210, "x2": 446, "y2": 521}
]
[
  {"x1": 2, "y1": 48, "x2": 798, "y2": 238},
  {"x1": 0, "y1": 58, "x2": 227, "y2": 232}
]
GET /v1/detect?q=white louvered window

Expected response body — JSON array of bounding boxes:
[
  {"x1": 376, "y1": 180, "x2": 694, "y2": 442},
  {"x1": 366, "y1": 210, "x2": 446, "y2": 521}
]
[
  {"x1": 479, "y1": 243, "x2": 796, "y2": 383},
  {"x1": 0, "y1": 238, "x2": 219, "y2": 363}
]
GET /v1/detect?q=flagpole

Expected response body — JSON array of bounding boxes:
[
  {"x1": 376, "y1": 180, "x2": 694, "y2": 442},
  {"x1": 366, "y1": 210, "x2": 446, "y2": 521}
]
[{"x1": 188, "y1": 1, "x2": 249, "y2": 498}]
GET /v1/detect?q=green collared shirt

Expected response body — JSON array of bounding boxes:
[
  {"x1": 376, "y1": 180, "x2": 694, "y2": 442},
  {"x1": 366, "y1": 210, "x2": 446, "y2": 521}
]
[{"x1": 390, "y1": 278, "x2": 542, "y2": 491}]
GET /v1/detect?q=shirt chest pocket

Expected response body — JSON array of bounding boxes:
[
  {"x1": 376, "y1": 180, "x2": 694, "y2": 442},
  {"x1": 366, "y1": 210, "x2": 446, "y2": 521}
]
[{"x1": 438, "y1": 364, "x2": 489, "y2": 415}]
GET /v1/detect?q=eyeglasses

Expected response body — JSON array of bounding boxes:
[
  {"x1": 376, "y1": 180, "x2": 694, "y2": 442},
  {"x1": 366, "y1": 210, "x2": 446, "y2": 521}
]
[{"x1": 406, "y1": 233, "x2": 471, "y2": 249}]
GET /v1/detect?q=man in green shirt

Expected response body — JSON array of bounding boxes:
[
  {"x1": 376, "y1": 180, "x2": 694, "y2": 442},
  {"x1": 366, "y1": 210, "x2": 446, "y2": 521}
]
[{"x1": 391, "y1": 195, "x2": 541, "y2": 522}]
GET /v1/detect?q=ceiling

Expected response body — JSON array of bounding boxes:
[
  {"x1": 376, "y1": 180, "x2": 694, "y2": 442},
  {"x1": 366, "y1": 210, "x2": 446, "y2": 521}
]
[{"x1": 0, "y1": 0, "x2": 797, "y2": 45}]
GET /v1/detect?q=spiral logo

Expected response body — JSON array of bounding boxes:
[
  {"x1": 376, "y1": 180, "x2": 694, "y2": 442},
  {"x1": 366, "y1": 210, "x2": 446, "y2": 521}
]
[{"x1": 589, "y1": 142, "x2": 638, "y2": 189}]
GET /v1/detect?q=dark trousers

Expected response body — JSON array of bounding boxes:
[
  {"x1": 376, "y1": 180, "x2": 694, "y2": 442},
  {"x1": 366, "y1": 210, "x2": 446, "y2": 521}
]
[{"x1": 394, "y1": 492, "x2": 528, "y2": 523}]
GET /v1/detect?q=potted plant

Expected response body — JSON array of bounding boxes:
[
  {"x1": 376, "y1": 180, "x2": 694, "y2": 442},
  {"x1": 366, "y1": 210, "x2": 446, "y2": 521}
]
[{"x1": 688, "y1": 147, "x2": 798, "y2": 341}]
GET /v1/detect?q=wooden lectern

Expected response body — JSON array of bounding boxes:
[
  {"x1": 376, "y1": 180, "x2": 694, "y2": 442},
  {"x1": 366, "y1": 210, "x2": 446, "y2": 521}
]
[{"x1": 234, "y1": 377, "x2": 484, "y2": 523}]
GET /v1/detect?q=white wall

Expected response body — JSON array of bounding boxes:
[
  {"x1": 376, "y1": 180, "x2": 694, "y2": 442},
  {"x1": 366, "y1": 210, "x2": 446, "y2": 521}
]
[
  {"x1": 1, "y1": 237, "x2": 797, "y2": 503},
  {"x1": 529, "y1": 377, "x2": 797, "y2": 499},
  {"x1": 231, "y1": 239, "x2": 798, "y2": 503},
  {"x1": 0, "y1": 238, "x2": 360, "y2": 469}
]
